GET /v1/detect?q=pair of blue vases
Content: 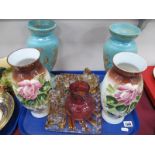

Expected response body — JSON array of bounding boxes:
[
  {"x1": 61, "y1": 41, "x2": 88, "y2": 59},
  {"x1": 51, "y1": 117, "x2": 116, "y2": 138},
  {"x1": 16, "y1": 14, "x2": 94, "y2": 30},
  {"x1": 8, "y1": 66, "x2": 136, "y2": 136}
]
[{"x1": 27, "y1": 20, "x2": 141, "y2": 71}]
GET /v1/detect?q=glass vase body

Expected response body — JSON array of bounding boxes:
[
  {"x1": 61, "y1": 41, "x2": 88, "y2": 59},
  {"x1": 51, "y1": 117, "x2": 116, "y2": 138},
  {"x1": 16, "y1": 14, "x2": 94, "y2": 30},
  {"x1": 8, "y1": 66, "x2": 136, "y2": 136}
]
[
  {"x1": 103, "y1": 23, "x2": 141, "y2": 70},
  {"x1": 27, "y1": 20, "x2": 59, "y2": 72}
]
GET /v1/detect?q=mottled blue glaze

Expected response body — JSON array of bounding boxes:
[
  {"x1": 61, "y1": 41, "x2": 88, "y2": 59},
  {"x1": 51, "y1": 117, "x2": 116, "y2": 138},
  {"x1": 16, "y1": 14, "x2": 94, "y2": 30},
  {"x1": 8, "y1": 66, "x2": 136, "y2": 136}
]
[
  {"x1": 27, "y1": 20, "x2": 59, "y2": 71},
  {"x1": 103, "y1": 23, "x2": 141, "y2": 70}
]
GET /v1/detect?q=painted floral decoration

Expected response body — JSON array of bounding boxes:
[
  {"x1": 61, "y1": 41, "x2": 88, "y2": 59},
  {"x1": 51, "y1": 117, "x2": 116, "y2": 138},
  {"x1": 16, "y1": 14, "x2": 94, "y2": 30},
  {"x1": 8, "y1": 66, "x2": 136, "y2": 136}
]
[
  {"x1": 114, "y1": 84, "x2": 140, "y2": 105},
  {"x1": 13, "y1": 73, "x2": 51, "y2": 108},
  {"x1": 105, "y1": 83, "x2": 142, "y2": 115},
  {"x1": 17, "y1": 79, "x2": 42, "y2": 100}
]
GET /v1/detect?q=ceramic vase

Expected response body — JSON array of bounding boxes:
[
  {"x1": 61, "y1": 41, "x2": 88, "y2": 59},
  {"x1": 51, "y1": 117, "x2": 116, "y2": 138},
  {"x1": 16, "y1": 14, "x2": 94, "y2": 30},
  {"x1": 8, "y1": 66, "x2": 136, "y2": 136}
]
[
  {"x1": 7, "y1": 48, "x2": 51, "y2": 118},
  {"x1": 103, "y1": 22, "x2": 141, "y2": 70},
  {"x1": 101, "y1": 52, "x2": 147, "y2": 124},
  {"x1": 27, "y1": 20, "x2": 59, "y2": 72}
]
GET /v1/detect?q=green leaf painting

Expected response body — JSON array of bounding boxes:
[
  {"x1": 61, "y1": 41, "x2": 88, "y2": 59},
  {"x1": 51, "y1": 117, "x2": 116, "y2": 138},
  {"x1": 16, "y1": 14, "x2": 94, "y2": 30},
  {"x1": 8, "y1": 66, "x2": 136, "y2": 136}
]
[
  {"x1": 106, "y1": 95, "x2": 118, "y2": 105},
  {"x1": 130, "y1": 102, "x2": 137, "y2": 110},
  {"x1": 107, "y1": 104, "x2": 114, "y2": 109},
  {"x1": 106, "y1": 84, "x2": 115, "y2": 94},
  {"x1": 136, "y1": 96, "x2": 140, "y2": 100},
  {"x1": 115, "y1": 105, "x2": 127, "y2": 111}
]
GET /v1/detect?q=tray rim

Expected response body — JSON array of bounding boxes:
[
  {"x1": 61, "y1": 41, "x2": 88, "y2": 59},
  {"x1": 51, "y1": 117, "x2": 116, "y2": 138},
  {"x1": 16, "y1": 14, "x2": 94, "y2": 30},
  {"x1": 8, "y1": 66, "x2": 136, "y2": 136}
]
[{"x1": 18, "y1": 107, "x2": 139, "y2": 135}]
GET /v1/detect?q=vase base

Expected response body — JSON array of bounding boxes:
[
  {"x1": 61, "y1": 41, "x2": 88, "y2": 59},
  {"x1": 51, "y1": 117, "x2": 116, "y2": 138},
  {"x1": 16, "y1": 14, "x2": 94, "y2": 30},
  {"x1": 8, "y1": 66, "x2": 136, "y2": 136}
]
[
  {"x1": 102, "y1": 110, "x2": 124, "y2": 124},
  {"x1": 31, "y1": 109, "x2": 49, "y2": 118}
]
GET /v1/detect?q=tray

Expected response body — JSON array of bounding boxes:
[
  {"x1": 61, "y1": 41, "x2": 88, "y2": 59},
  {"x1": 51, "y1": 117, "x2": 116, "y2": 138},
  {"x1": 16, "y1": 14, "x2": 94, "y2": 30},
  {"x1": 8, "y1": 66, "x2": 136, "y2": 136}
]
[
  {"x1": 0, "y1": 96, "x2": 21, "y2": 135},
  {"x1": 18, "y1": 71, "x2": 140, "y2": 135}
]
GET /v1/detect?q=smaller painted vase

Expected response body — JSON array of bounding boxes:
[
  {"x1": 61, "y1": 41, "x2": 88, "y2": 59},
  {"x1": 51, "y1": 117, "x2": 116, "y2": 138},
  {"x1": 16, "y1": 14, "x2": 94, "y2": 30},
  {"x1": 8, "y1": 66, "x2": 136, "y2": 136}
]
[
  {"x1": 101, "y1": 52, "x2": 147, "y2": 124},
  {"x1": 103, "y1": 22, "x2": 141, "y2": 70},
  {"x1": 27, "y1": 20, "x2": 59, "y2": 72},
  {"x1": 65, "y1": 81, "x2": 96, "y2": 121},
  {"x1": 7, "y1": 48, "x2": 51, "y2": 118}
]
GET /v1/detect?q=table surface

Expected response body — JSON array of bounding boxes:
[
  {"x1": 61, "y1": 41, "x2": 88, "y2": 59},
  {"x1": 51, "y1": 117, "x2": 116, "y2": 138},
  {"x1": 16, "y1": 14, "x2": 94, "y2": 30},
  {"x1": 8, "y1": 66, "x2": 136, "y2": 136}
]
[
  {"x1": 136, "y1": 90, "x2": 155, "y2": 135},
  {"x1": 13, "y1": 90, "x2": 155, "y2": 135}
]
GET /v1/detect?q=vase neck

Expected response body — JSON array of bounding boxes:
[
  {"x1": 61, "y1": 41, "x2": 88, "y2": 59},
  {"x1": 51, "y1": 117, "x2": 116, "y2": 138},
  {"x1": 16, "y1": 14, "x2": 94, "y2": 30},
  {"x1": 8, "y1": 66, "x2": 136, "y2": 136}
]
[
  {"x1": 111, "y1": 35, "x2": 133, "y2": 43},
  {"x1": 113, "y1": 65, "x2": 140, "y2": 78},
  {"x1": 112, "y1": 52, "x2": 147, "y2": 78},
  {"x1": 30, "y1": 30, "x2": 53, "y2": 37},
  {"x1": 28, "y1": 20, "x2": 56, "y2": 37},
  {"x1": 12, "y1": 60, "x2": 45, "y2": 82},
  {"x1": 109, "y1": 23, "x2": 141, "y2": 42}
]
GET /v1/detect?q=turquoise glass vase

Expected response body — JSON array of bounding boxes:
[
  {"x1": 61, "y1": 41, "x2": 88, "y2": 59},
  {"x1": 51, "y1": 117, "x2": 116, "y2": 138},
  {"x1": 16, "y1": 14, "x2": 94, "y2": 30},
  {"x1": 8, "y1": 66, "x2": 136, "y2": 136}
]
[
  {"x1": 103, "y1": 22, "x2": 141, "y2": 70},
  {"x1": 27, "y1": 20, "x2": 59, "y2": 71}
]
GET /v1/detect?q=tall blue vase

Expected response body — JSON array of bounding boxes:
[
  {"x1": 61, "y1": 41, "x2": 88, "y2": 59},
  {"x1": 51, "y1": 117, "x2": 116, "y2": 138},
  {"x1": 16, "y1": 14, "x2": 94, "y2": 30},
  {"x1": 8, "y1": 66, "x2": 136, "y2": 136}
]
[
  {"x1": 27, "y1": 20, "x2": 59, "y2": 71},
  {"x1": 103, "y1": 22, "x2": 141, "y2": 70}
]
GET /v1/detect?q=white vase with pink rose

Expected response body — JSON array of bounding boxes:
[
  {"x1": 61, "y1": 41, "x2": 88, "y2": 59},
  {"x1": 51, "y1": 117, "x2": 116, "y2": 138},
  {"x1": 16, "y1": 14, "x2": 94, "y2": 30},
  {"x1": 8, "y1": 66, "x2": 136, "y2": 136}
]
[
  {"x1": 7, "y1": 48, "x2": 51, "y2": 118},
  {"x1": 101, "y1": 52, "x2": 147, "y2": 124}
]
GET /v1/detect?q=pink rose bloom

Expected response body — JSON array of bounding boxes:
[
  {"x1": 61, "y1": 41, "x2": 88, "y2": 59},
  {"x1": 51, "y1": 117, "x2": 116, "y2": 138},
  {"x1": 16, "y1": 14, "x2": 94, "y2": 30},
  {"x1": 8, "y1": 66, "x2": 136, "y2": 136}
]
[
  {"x1": 114, "y1": 84, "x2": 139, "y2": 105},
  {"x1": 17, "y1": 79, "x2": 42, "y2": 100}
]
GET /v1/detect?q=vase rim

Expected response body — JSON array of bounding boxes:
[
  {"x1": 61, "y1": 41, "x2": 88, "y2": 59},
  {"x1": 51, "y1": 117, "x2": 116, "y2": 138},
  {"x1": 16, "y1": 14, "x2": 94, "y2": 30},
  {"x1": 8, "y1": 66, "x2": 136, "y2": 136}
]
[
  {"x1": 7, "y1": 48, "x2": 40, "y2": 68},
  {"x1": 113, "y1": 52, "x2": 147, "y2": 74},
  {"x1": 109, "y1": 22, "x2": 141, "y2": 37},
  {"x1": 28, "y1": 20, "x2": 56, "y2": 32}
]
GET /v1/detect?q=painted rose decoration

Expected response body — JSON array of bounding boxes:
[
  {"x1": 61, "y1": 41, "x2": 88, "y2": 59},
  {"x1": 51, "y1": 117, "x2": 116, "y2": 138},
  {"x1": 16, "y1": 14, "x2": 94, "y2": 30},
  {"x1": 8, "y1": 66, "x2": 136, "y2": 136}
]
[
  {"x1": 17, "y1": 79, "x2": 42, "y2": 100},
  {"x1": 105, "y1": 83, "x2": 142, "y2": 115},
  {"x1": 114, "y1": 84, "x2": 140, "y2": 105},
  {"x1": 13, "y1": 73, "x2": 51, "y2": 109}
]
